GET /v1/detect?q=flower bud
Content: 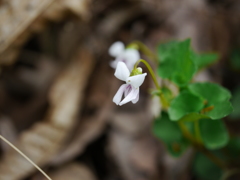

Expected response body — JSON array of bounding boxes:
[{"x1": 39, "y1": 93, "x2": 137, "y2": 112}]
[{"x1": 130, "y1": 67, "x2": 143, "y2": 76}]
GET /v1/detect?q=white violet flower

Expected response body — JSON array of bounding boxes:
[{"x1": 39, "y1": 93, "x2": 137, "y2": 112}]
[
  {"x1": 109, "y1": 41, "x2": 140, "y2": 70},
  {"x1": 113, "y1": 62, "x2": 147, "y2": 106}
]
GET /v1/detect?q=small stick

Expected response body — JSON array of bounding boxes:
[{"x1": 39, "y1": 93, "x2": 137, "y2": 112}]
[{"x1": 0, "y1": 135, "x2": 52, "y2": 180}]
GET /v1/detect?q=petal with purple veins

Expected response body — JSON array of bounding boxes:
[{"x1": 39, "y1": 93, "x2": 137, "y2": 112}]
[
  {"x1": 119, "y1": 86, "x2": 139, "y2": 106},
  {"x1": 113, "y1": 84, "x2": 128, "y2": 105},
  {"x1": 124, "y1": 84, "x2": 132, "y2": 97},
  {"x1": 131, "y1": 88, "x2": 139, "y2": 104}
]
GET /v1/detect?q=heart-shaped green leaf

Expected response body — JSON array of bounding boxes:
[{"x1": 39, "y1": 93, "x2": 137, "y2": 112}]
[
  {"x1": 157, "y1": 39, "x2": 196, "y2": 87},
  {"x1": 153, "y1": 112, "x2": 189, "y2": 157},
  {"x1": 200, "y1": 119, "x2": 229, "y2": 150},
  {"x1": 188, "y1": 82, "x2": 231, "y2": 103},
  {"x1": 153, "y1": 112, "x2": 182, "y2": 143},
  {"x1": 191, "y1": 51, "x2": 219, "y2": 70},
  {"x1": 188, "y1": 82, "x2": 233, "y2": 119},
  {"x1": 168, "y1": 91, "x2": 205, "y2": 121},
  {"x1": 205, "y1": 101, "x2": 233, "y2": 120}
]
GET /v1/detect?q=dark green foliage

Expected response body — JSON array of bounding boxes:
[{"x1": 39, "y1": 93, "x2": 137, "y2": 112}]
[{"x1": 153, "y1": 112, "x2": 189, "y2": 157}]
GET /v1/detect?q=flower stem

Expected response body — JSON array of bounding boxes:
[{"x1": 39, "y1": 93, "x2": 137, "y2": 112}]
[
  {"x1": 177, "y1": 122, "x2": 226, "y2": 170},
  {"x1": 128, "y1": 41, "x2": 158, "y2": 63},
  {"x1": 134, "y1": 59, "x2": 159, "y2": 89},
  {"x1": 134, "y1": 59, "x2": 169, "y2": 108},
  {"x1": 0, "y1": 135, "x2": 52, "y2": 180}
]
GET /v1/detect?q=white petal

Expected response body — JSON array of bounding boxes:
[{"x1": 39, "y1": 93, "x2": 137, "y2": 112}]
[
  {"x1": 114, "y1": 62, "x2": 130, "y2": 81},
  {"x1": 110, "y1": 59, "x2": 118, "y2": 69},
  {"x1": 123, "y1": 49, "x2": 140, "y2": 64},
  {"x1": 126, "y1": 73, "x2": 147, "y2": 88},
  {"x1": 109, "y1": 41, "x2": 125, "y2": 57},
  {"x1": 113, "y1": 84, "x2": 128, "y2": 105},
  {"x1": 125, "y1": 61, "x2": 135, "y2": 71},
  {"x1": 131, "y1": 88, "x2": 139, "y2": 104},
  {"x1": 119, "y1": 86, "x2": 139, "y2": 106}
]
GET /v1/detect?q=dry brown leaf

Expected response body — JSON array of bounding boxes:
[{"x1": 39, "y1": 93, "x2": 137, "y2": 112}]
[
  {"x1": 0, "y1": 0, "x2": 91, "y2": 65},
  {"x1": 0, "y1": 48, "x2": 94, "y2": 180},
  {"x1": 49, "y1": 162, "x2": 97, "y2": 180},
  {"x1": 0, "y1": 0, "x2": 56, "y2": 56}
]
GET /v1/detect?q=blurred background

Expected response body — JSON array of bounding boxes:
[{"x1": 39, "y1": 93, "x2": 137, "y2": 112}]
[{"x1": 0, "y1": 0, "x2": 240, "y2": 179}]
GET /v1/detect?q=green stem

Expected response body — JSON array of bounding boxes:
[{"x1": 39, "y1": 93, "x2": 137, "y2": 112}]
[
  {"x1": 134, "y1": 59, "x2": 160, "y2": 89},
  {"x1": 178, "y1": 121, "x2": 197, "y2": 143},
  {"x1": 177, "y1": 121, "x2": 226, "y2": 170},
  {"x1": 128, "y1": 41, "x2": 158, "y2": 63},
  {"x1": 194, "y1": 120, "x2": 202, "y2": 144},
  {"x1": 134, "y1": 59, "x2": 168, "y2": 108}
]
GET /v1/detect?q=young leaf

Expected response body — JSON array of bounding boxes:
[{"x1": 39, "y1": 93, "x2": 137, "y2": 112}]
[
  {"x1": 157, "y1": 39, "x2": 196, "y2": 87},
  {"x1": 200, "y1": 119, "x2": 229, "y2": 150},
  {"x1": 188, "y1": 82, "x2": 233, "y2": 119},
  {"x1": 168, "y1": 91, "x2": 204, "y2": 121},
  {"x1": 193, "y1": 153, "x2": 222, "y2": 180},
  {"x1": 191, "y1": 51, "x2": 219, "y2": 70},
  {"x1": 153, "y1": 112, "x2": 189, "y2": 157}
]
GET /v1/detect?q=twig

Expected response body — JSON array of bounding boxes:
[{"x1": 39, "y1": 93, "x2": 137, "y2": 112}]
[{"x1": 0, "y1": 135, "x2": 52, "y2": 180}]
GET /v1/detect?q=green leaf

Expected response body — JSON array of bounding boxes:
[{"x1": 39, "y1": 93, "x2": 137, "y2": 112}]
[
  {"x1": 205, "y1": 101, "x2": 233, "y2": 120},
  {"x1": 168, "y1": 91, "x2": 204, "y2": 121},
  {"x1": 230, "y1": 87, "x2": 240, "y2": 119},
  {"x1": 153, "y1": 112, "x2": 189, "y2": 157},
  {"x1": 157, "y1": 39, "x2": 196, "y2": 86},
  {"x1": 188, "y1": 82, "x2": 231, "y2": 103},
  {"x1": 191, "y1": 51, "x2": 219, "y2": 70},
  {"x1": 193, "y1": 153, "x2": 222, "y2": 180},
  {"x1": 153, "y1": 112, "x2": 182, "y2": 143},
  {"x1": 188, "y1": 82, "x2": 233, "y2": 119},
  {"x1": 200, "y1": 119, "x2": 229, "y2": 150}
]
